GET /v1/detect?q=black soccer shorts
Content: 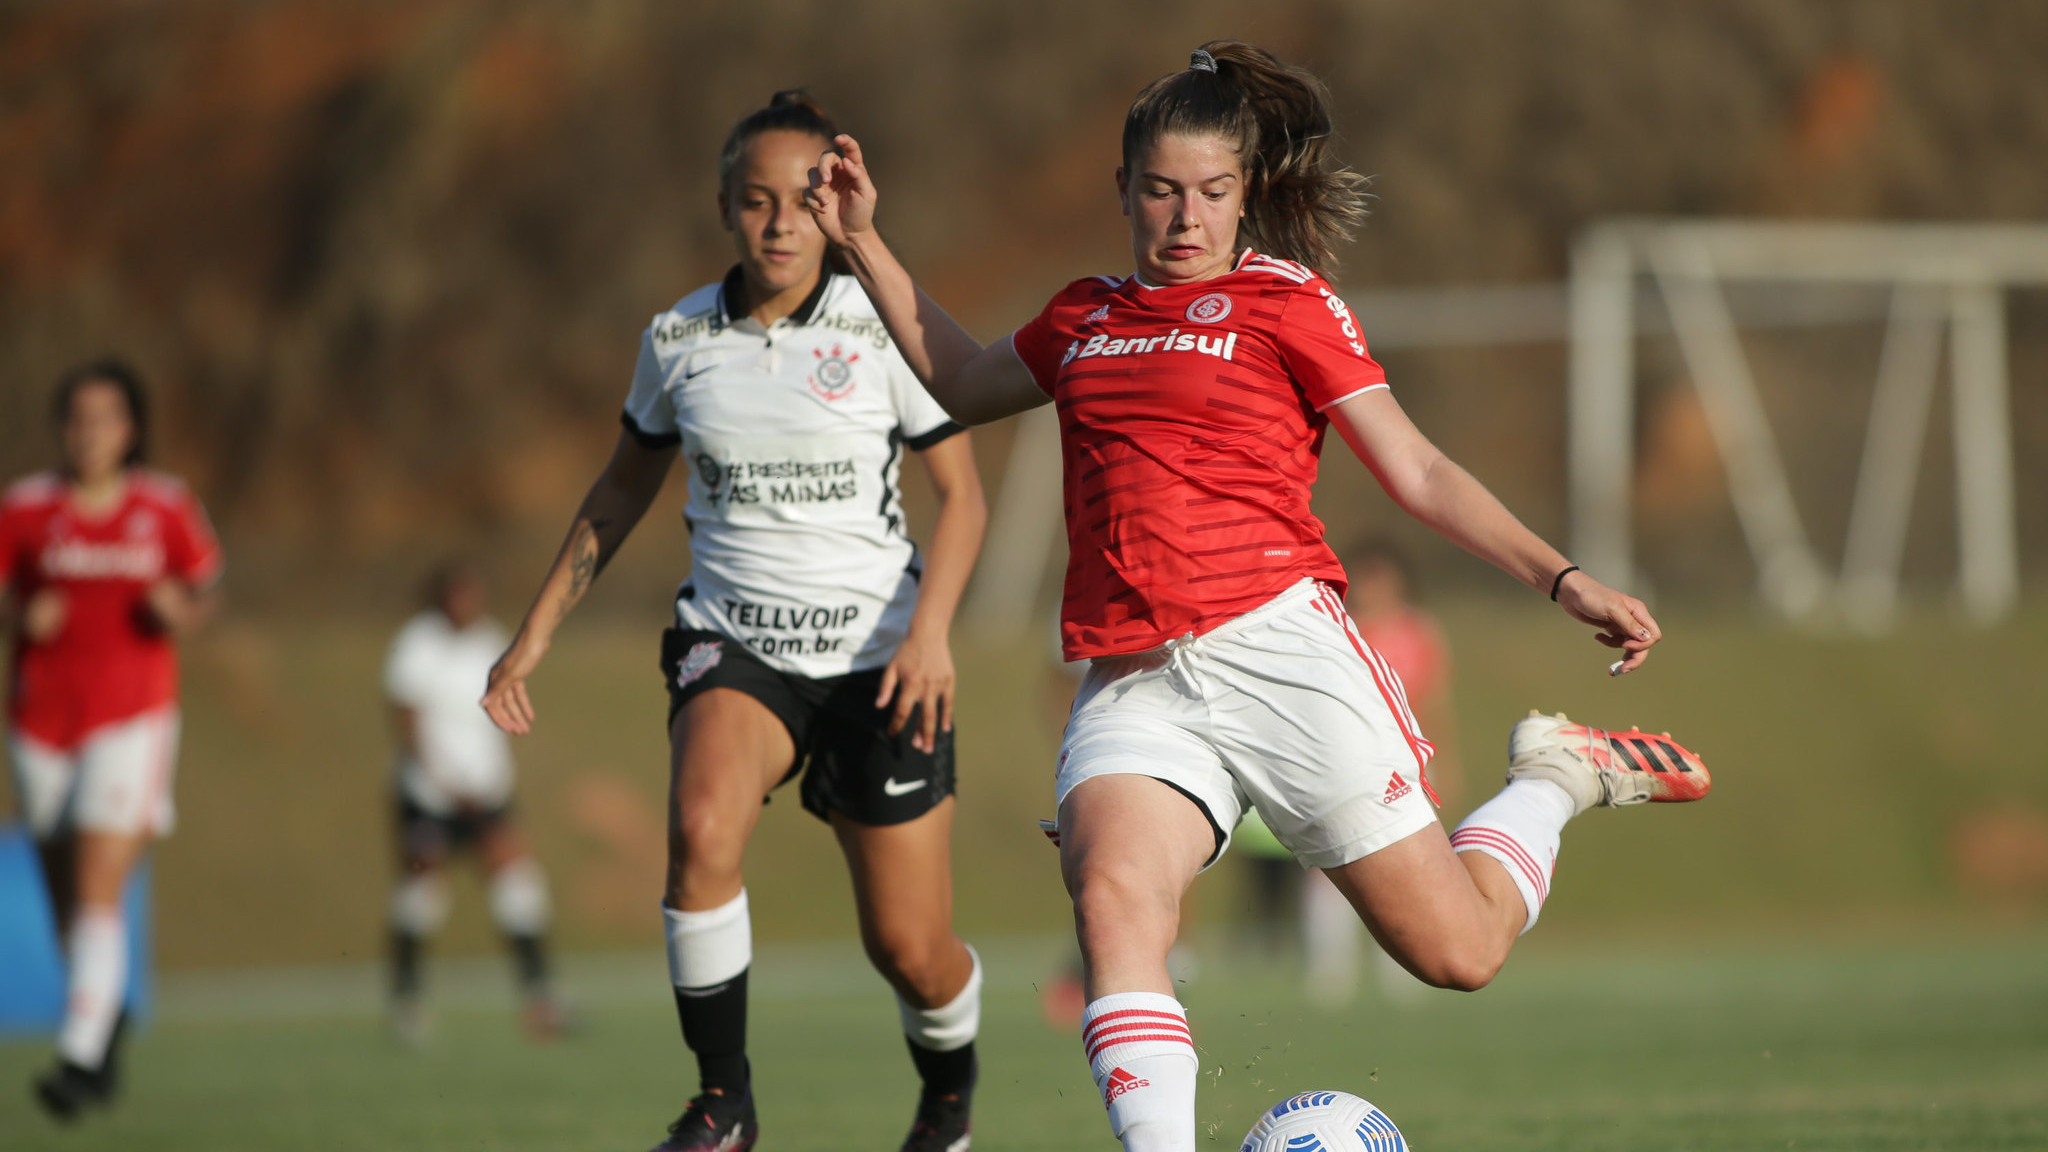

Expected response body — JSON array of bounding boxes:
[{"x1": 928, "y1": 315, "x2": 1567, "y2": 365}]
[
  {"x1": 395, "y1": 793, "x2": 512, "y2": 862},
  {"x1": 659, "y1": 627, "x2": 956, "y2": 826}
]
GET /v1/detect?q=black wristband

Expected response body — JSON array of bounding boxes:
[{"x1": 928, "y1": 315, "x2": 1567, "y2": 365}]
[{"x1": 1549, "y1": 565, "x2": 1580, "y2": 602}]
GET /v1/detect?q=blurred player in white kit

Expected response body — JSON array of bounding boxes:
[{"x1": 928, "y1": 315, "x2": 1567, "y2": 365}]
[{"x1": 384, "y1": 560, "x2": 562, "y2": 1043}]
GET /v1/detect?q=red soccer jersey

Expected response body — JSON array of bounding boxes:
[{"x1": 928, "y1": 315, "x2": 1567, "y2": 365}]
[
  {"x1": 1011, "y1": 250, "x2": 1390, "y2": 659},
  {"x1": 1, "y1": 470, "x2": 222, "y2": 748}
]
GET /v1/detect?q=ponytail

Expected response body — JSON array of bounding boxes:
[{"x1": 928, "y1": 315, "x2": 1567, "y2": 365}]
[
  {"x1": 717, "y1": 88, "x2": 851, "y2": 272},
  {"x1": 1122, "y1": 41, "x2": 1371, "y2": 273}
]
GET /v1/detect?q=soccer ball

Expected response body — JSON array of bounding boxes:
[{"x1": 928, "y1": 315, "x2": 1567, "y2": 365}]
[{"x1": 1239, "y1": 1090, "x2": 1408, "y2": 1152}]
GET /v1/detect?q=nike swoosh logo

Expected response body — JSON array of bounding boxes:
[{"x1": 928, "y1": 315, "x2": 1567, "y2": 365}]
[{"x1": 882, "y1": 777, "x2": 926, "y2": 797}]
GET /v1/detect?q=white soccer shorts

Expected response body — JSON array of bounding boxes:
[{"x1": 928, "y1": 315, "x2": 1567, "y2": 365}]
[
  {"x1": 1057, "y1": 579, "x2": 1438, "y2": 870},
  {"x1": 8, "y1": 707, "x2": 181, "y2": 839}
]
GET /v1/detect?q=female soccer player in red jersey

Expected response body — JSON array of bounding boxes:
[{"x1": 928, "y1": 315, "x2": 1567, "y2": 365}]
[
  {"x1": 482, "y1": 92, "x2": 987, "y2": 1152},
  {"x1": 2, "y1": 360, "x2": 220, "y2": 1121},
  {"x1": 807, "y1": 41, "x2": 1712, "y2": 1151}
]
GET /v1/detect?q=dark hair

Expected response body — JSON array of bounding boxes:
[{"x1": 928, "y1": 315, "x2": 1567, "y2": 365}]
[
  {"x1": 1123, "y1": 41, "x2": 1371, "y2": 273},
  {"x1": 718, "y1": 88, "x2": 841, "y2": 194},
  {"x1": 51, "y1": 357, "x2": 148, "y2": 466},
  {"x1": 718, "y1": 88, "x2": 851, "y2": 273},
  {"x1": 423, "y1": 557, "x2": 483, "y2": 611}
]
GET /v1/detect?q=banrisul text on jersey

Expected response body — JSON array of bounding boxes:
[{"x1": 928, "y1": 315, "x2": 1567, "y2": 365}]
[{"x1": 621, "y1": 267, "x2": 964, "y2": 678}]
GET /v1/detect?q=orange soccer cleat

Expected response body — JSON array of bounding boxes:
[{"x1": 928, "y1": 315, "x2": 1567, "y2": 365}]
[{"x1": 1507, "y1": 711, "x2": 1711, "y2": 814}]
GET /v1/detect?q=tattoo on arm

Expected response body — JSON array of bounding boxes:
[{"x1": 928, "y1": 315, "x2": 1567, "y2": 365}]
[{"x1": 558, "y1": 517, "x2": 619, "y2": 622}]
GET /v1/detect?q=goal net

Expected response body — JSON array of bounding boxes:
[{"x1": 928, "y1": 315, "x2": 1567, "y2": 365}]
[{"x1": 1568, "y1": 219, "x2": 2048, "y2": 630}]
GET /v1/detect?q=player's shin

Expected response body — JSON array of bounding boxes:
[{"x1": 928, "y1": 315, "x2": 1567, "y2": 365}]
[
  {"x1": 1448, "y1": 779, "x2": 1574, "y2": 933},
  {"x1": 1081, "y1": 991, "x2": 1199, "y2": 1152},
  {"x1": 389, "y1": 874, "x2": 449, "y2": 996},
  {"x1": 900, "y1": 941, "x2": 981, "y2": 1092},
  {"x1": 56, "y1": 906, "x2": 127, "y2": 1072},
  {"x1": 664, "y1": 890, "x2": 753, "y2": 1095},
  {"x1": 490, "y1": 858, "x2": 553, "y2": 989}
]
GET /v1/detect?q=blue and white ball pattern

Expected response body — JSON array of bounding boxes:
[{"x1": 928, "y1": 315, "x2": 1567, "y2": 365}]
[{"x1": 1239, "y1": 1091, "x2": 1407, "y2": 1152}]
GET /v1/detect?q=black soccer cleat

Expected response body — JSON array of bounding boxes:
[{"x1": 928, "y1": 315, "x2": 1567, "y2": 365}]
[
  {"x1": 900, "y1": 1090, "x2": 972, "y2": 1152},
  {"x1": 649, "y1": 1087, "x2": 758, "y2": 1152},
  {"x1": 33, "y1": 1059, "x2": 116, "y2": 1122}
]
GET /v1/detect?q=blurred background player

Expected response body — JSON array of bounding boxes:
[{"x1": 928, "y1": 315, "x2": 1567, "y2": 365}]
[
  {"x1": 1234, "y1": 538, "x2": 1462, "y2": 1005},
  {"x1": 482, "y1": 90, "x2": 988, "y2": 1152},
  {"x1": 1, "y1": 359, "x2": 220, "y2": 1120},
  {"x1": 383, "y1": 559, "x2": 563, "y2": 1045}
]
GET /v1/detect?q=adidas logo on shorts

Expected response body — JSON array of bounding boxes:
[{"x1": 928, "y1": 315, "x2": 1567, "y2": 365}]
[
  {"x1": 1382, "y1": 772, "x2": 1412, "y2": 804},
  {"x1": 1103, "y1": 1066, "x2": 1150, "y2": 1105}
]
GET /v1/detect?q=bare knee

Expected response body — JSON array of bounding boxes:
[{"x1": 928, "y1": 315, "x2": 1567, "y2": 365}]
[
  {"x1": 864, "y1": 927, "x2": 956, "y2": 1006},
  {"x1": 667, "y1": 803, "x2": 748, "y2": 904},
  {"x1": 1402, "y1": 942, "x2": 1507, "y2": 993},
  {"x1": 1070, "y1": 860, "x2": 1179, "y2": 955}
]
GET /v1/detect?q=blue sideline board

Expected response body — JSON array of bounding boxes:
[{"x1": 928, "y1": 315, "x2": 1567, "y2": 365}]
[{"x1": 0, "y1": 822, "x2": 151, "y2": 1035}]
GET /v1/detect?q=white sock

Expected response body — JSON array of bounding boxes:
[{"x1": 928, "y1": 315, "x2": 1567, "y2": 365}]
[
  {"x1": 57, "y1": 907, "x2": 127, "y2": 1071},
  {"x1": 1082, "y1": 992, "x2": 1198, "y2": 1152},
  {"x1": 489, "y1": 858, "x2": 551, "y2": 937},
  {"x1": 390, "y1": 874, "x2": 450, "y2": 936},
  {"x1": 1449, "y1": 779, "x2": 1576, "y2": 933},
  {"x1": 664, "y1": 889, "x2": 751, "y2": 990},
  {"x1": 899, "y1": 943, "x2": 981, "y2": 1051}
]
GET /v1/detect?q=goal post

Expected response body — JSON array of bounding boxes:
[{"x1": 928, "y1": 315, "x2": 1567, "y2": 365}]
[{"x1": 1567, "y1": 219, "x2": 2048, "y2": 629}]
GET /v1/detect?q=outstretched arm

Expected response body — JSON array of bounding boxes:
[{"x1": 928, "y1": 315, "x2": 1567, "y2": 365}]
[
  {"x1": 807, "y1": 135, "x2": 1046, "y2": 425},
  {"x1": 876, "y1": 430, "x2": 987, "y2": 753},
  {"x1": 483, "y1": 428, "x2": 677, "y2": 732},
  {"x1": 1328, "y1": 389, "x2": 1663, "y2": 673}
]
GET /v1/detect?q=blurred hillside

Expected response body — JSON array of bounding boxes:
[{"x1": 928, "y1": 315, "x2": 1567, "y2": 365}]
[{"x1": 2, "y1": 0, "x2": 2047, "y2": 607}]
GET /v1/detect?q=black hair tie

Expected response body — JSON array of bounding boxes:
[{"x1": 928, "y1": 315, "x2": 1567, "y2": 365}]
[
  {"x1": 1189, "y1": 49, "x2": 1217, "y2": 73},
  {"x1": 1549, "y1": 565, "x2": 1580, "y2": 602}
]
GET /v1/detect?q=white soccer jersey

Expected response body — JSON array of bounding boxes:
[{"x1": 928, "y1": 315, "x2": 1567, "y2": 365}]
[
  {"x1": 384, "y1": 611, "x2": 516, "y2": 813},
  {"x1": 622, "y1": 269, "x2": 964, "y2": 679}
]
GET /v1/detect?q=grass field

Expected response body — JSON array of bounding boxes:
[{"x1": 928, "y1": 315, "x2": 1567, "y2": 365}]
[
  {"x1": 3, "y1": 930, "x2": 2045, "y2": 1150},
  {"x1": 7, "y1": 599, "x2": 2048, "y2": 1146},
  {"x1": 147, "y1": 597, "x2": 2048, "y2": 967}
]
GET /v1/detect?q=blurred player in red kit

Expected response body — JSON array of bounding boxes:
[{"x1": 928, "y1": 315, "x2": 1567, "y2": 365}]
[{"x1": 2, "y1": 360, "x2": 220, "y2": 1121}]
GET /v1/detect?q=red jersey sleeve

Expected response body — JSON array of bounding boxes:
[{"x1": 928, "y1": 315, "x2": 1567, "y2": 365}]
[
  {"x1": 1275, "y1": 278, "x2": 1389, "y2": 412},
  {"x1": 163, "y1": 485, "x2": 224, "y2": 588},
  {"x1": 1009, "y1": 299, "x2": 1066, "y2": 396},
  {"x1": 1011, "y1": 278, "x2": 1116, "y2": 396}
]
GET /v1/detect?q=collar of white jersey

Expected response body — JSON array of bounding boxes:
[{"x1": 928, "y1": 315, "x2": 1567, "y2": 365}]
[
  {"x1": 717, "y1": 264, "x2": 835, "y2": 328},
  {"x1": 1128, "y1": 248, "x2": 1259, "y2": 291}
]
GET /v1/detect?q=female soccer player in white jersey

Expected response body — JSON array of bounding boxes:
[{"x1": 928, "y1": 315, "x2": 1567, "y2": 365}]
[
  {"x1": 806, "y1": 41, "x2": 1712, "y2": 1152},
  {"x1": 2, "y1": 360, "x2": 220, "y2": 1120},
  {"x1": 482, "y1": 91, "x2": 988, "y2": 1152}
]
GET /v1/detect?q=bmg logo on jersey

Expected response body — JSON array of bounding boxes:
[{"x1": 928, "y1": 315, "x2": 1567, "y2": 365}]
[{"x1": 809, "y1": 344, "x2": 860, "y2": 400}]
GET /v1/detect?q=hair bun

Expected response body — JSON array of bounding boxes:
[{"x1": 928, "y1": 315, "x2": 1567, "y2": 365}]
[{"x1": 769, "y1": 88, "x2": 818, "y2": 110}]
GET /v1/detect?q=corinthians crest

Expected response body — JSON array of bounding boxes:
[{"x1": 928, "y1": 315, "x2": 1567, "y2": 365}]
[
  {"x1": 674, "y1": 640, "x2": 724, "y2": 689},
  {"x1": 809, "y1": 344, "x2": 861, "y2": 400}
]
